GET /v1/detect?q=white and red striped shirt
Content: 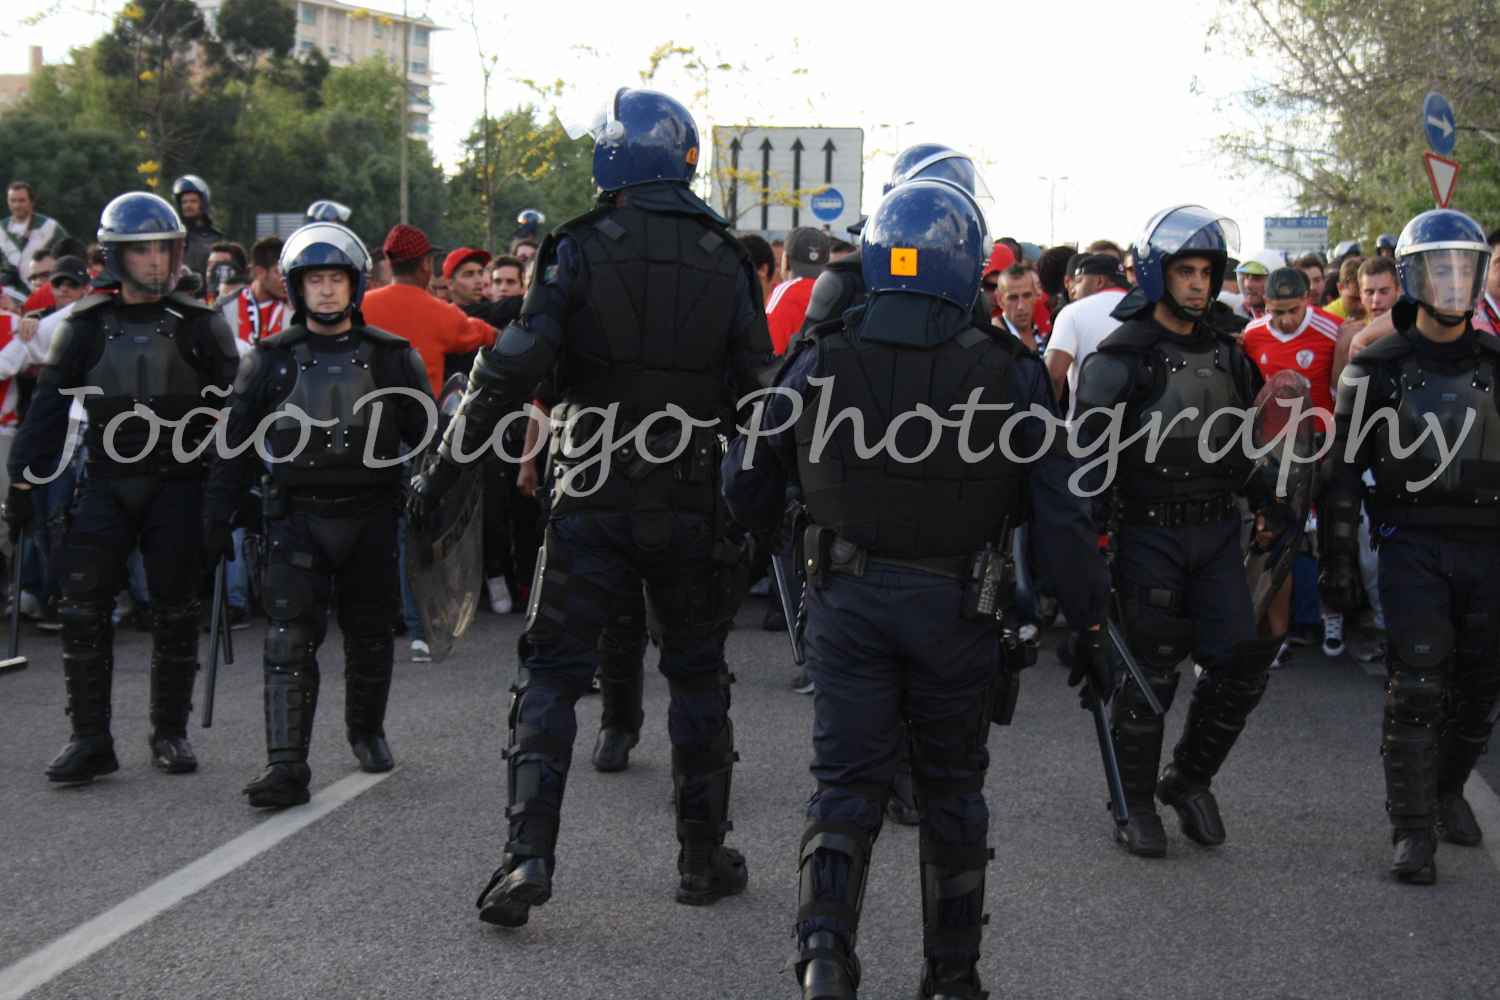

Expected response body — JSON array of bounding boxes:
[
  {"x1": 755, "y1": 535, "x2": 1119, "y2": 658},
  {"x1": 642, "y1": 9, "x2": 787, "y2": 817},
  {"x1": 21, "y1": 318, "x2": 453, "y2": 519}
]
[{"x1": 1242, "y1": 305, "x2": 1341, "y2": 432}]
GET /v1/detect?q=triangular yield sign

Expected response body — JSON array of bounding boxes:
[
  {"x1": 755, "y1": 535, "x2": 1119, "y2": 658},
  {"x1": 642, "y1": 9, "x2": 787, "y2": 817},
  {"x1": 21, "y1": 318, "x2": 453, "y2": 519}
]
[{"x1": 1423, "y1": 152, "x2": 1460, "y2": 208}]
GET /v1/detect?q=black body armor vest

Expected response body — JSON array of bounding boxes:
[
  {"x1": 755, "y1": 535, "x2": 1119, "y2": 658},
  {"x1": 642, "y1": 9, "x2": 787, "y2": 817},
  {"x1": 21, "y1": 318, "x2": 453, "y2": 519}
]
[
  {"x1": 84, "y1": 306, "x2": 209, "y2": 477},
  {"x1": 1366, "y1": 342, "x2": 1500, "y2": 528},
  {"x1": 1106, "y1": 323, "x2": 1255, "y2": 500},
  {"x1": 544, "y1": 203, "x2": 745, "y2": 518},
  {"x1": 793, "y1": 320, "x2": 1024, "y2": 560},
  {"x1": 267, "y1": 329, "x2": 404, "y2": 490}
]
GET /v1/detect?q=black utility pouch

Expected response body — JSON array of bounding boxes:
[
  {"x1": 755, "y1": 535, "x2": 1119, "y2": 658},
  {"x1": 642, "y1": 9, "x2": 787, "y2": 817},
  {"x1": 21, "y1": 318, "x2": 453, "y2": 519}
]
[{"x1": 803, "y1": 525, "x2": 835, "y2": 589}]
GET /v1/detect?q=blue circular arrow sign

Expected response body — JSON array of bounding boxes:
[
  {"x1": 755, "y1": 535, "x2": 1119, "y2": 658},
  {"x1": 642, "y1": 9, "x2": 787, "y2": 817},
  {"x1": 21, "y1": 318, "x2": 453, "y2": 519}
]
[{"x1": 1423, "y1": 91, "x2": 1456, "y2": 157}]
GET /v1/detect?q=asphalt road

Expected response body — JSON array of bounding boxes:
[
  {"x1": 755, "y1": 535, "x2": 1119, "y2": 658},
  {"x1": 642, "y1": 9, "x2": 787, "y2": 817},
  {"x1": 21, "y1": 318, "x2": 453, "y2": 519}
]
[{"x1": 2, "y1": 600, "x2": 1498, "y2": 1000}]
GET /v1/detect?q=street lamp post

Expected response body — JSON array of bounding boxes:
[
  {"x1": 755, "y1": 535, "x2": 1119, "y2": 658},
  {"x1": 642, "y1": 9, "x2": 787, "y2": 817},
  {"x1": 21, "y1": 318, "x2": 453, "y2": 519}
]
[
  {"x1": 1038, "y1": 175, "x2": 1068, "y2": 246},
  {"x1": 875, "y1": 120, "x2": 916, "y2": 155}
]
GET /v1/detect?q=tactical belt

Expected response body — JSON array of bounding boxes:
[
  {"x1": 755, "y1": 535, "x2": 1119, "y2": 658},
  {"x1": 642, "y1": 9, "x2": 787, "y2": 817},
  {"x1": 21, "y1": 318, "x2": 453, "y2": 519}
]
[
  {"x1": 286, "y1": 489, "x2": 396, "y2": 518},
  {"x1": 811, "y1": 529, "x2": 969, "y2": 583},
  {"x1": 1118, "y1": 494, "x2": 1237, "y2": 528}
]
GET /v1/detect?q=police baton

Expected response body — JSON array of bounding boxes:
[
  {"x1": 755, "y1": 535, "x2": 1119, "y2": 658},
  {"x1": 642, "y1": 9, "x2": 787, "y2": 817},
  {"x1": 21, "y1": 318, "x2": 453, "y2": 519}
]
[
  {"x1": 0, "y1": 538, "x2": 27, "y2": 675},
  {"x1": 1087, "y1": 679, "x2": 1130, "y2": 826},
  {"x1": 1105, "y1": 620, "x2": 1165, "y2": 716},
  {"x1": 201, "y1": 555, "x2": 235, "y2": 727},
  {"x1": 770, "y1": 553, "x2": 804, "y2": 667}
]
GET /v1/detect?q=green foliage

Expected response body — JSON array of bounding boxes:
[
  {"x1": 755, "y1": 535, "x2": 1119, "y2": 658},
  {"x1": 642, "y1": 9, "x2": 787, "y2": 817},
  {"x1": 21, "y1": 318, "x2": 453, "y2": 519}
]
[
  {"x1": 445, "y1": 105, "x2": 596, "y2": 251},
  {"x1": 208, "y1": 0, "x2": 295, "y2": 78},
  {"x1": 1209, "y1": 0, "x2": 1500, "y2": 243},
  {"x1": 0, "y1": 114, "x2": 148, "y2": 236}
]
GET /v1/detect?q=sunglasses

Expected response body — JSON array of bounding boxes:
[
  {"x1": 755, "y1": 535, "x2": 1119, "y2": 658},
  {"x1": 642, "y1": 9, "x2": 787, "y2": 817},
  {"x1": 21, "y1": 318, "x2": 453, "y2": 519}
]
[
  {"x1": 981, "y1": 281, "x2": 998, "y2": 292},
  {"x1": 51, "y1": 278, "x2": 82, "y2": 291},
  {"x1": 28, "y1": 271, "x2": 51, "y2": 285}
]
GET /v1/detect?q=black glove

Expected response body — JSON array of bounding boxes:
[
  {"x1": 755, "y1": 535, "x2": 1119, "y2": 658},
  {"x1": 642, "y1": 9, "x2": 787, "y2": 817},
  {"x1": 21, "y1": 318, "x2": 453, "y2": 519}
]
[
  {"x1": 406, "y1": 456, "x2": 462, "y2": 531},
  {"x1": 2, "y1": 484, "x2": 34, "y2": 541},
  {"x1": 1067, "y1": 628, "x2": 1111, "y2": 708},
  {"x1": 203, "y1": 519, "x2": 236, "y2": 562},
  {"x1": 1318, "y1": 551, "x2": 1364, "y2": 614}
]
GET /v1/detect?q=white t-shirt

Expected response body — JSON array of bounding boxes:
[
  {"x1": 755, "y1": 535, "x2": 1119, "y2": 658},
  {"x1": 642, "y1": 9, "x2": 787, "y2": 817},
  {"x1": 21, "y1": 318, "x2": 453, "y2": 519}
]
[{"x1": 1043, "y1": 287, "x2": 1127, "y2": 419}]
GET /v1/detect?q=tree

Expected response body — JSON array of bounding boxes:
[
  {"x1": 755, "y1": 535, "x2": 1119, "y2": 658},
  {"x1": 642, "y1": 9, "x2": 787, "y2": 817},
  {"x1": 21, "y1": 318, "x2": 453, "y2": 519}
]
[
  {"x1": 206, "y1": 0, "x2": 295, "y2": 79},
  {"x1": 0, "y1": 114, "x2": 147, "y2": 235},
  {"x1": 1207, "y1": 0, "x2": 1500, "y2": 242}
]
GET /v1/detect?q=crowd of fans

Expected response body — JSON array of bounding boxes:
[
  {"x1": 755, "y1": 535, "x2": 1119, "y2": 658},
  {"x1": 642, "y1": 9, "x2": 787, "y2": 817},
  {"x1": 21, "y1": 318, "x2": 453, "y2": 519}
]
[{"x1": 2, "y1": 172, "x2": 1481, "y2": 671}]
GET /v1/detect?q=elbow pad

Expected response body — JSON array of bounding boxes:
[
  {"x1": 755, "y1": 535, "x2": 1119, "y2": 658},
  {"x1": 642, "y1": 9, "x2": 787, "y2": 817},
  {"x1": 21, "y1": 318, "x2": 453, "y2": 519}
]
[{"x1": 438, "y1": 327, "x2": 555, "y2": 463}]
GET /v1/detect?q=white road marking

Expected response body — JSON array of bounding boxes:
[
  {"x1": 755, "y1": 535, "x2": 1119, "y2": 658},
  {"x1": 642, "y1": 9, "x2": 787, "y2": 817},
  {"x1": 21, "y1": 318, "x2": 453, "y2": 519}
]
[
  {"x1": 0, "y1": 770, "x2": 393, "y2": 1000},
  {"x1": 1464, "y1": 771, "x2": 1500, "y2": 873}
]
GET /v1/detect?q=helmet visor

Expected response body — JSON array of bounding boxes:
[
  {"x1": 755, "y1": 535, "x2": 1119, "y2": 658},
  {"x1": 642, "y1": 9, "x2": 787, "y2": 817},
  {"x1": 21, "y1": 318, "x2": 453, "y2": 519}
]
[
  {"x1": 1150, "y1": 207, "x2": 1240, "y2": 259},
  {"x1": 1407, "y1": 247, "x2": 1489, "y2": 315},
  {"x1": 112, "y1": 238, "x2": 183, "y2": 297},
  {"x1": 892, "y1": 150, "x2": 995, "y2": 211}
]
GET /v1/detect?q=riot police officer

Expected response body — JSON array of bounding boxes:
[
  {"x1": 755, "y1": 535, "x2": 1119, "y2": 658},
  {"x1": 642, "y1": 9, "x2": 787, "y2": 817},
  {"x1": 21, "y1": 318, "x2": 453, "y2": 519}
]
[
  {"x1": 1319, "y1": 208, "x2": 1500, "y2": 884},
  {"x1": 3, "y1": 192, "x2": 240, "y2": 782},
  {"x1": 1072, "y1": 205, "x2": 1280, "y2": 857},
  {"x1": 408, "y1": 87, "x2": 773, "y2": 925},
  {"x1": 171, "y1": 174, "x2": 224, "y2": 288},
  {"x1": 724, "y1": 180, "x2": 1111, "y2": 1000},
  {"x1": 205, "y1": 222, "x2": 434, "y2": 808},
  {"x1": 305, "y1": 200, "x2": 353, "y2": 225}
]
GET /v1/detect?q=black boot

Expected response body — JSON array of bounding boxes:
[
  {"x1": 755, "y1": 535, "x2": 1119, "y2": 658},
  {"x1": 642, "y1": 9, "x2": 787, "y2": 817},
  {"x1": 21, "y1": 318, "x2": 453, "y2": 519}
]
[
  {"x1": 918, "y1": 839, "x2": 992, "y2": 1000},
  {"x1": 1163, "y1": 638, "x2": 1278, "y2": 846},
  {"x1": 345, "y1": 631, "x2": 395, "y2": 773},
  {"x1": 1382, "y1": 662, "x2": 1445, "y2": 884},
  {"x1": 887, "y1": 755, "x2": 920, "y2": 826},
  {"x1": 1110, "y1": 666, "x2": 1180, "y2": 857},
  {"x1": 1434, "y1": 665, "x2": 1500, "y2": 846},
  {"x1": 672, "y1": 678, "x2": 747, "y2": 905},
  {"x1": 478, "y1": 669, "x2": 572, "y2": 926},
  {"x1": 792, "y1": 815, "x2": 873, "y2": 1000},
  {"x1": 246, "y1": 624, "x2": 320, "y2": 808},
  {"x1": 45, "y1": 598, "x2": 119, "y2": 783},
  {"x1": 149, "y1": 600, "x2": 199, "y2": 774},
  {"x1": 592, "y1": 631, "x2": 645, "y2": 772}
]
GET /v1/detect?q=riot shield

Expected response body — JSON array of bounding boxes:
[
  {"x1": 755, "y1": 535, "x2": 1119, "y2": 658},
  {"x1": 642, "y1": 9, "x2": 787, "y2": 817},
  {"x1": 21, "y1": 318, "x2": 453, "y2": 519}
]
[
  {"x1": 1243, "y1": 369, "x2": 1318, "y2": 625},
  {"x1": 405, "y1": 375, "x2": 484, "y2": 663}
]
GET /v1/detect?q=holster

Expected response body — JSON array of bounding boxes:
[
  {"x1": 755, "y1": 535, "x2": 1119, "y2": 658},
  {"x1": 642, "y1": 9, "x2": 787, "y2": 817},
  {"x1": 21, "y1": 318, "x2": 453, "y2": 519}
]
[{"x1": 990, "y1": 631, "x2": 1036, "y2": 726}]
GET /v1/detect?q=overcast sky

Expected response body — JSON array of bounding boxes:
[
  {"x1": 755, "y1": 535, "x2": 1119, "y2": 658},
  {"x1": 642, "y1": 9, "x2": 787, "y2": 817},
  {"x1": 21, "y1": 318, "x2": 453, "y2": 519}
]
[{"x1": 3, "y1": 0, "x2": 1295, "y2": 251}]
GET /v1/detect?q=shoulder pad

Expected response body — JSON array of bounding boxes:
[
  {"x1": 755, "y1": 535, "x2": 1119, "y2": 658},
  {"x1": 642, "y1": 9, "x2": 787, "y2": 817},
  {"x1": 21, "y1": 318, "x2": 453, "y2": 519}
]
[
  {"x1": 802, "y1": 269, "x2": 857, "y2": 327},
  {"x1": 1074, "y1": 350, "x2": 1135, "y2": 413},
  {"x1": 259, "y1": 323, "x2": 310, "y2": 348},
  {"x1": 971, "y1": 320, "x2": 1024, "y2": 354},
  {"x1": 231, "y1": 344, "x2": 272, "y2": 399},
  {"x1": 356, "y1": 324, "x2": 409, "y2": 346},
  {"x1": 67, "y1": 292, "x2": 116, "y2": 317},
  {"x1": 1097, "y1": 318, "x2": 1162, "y2": 354},
  {"x1": 402, "y1": 347, "x2": 431, "y2": 393},
  {"x1": 553, "y1": 201, "x2": 617, "y2": 239},
  {"x1": 1476, "y1": 331, "x2": 1500, "y2": 361},
  {"x1": 1350, "y1": 329, "x2": 1414, "y2": 366},
  {"x1": 163, "y1": 292, "x2": 214, "y2": 316}
]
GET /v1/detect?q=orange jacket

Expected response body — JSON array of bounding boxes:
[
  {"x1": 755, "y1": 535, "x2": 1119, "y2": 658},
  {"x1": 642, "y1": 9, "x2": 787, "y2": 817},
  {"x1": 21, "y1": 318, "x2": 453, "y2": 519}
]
[{"x1": 360, "y1": 283, "x2": 496, "y2": 395}]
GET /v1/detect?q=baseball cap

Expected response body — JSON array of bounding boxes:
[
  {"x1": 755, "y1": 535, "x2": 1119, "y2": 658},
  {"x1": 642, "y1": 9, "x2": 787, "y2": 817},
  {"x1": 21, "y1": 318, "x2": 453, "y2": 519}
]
[
  {"x1": 1265, "y1": 266, "x2": 1309, "y2": 301},
  {"x1": 383, "y1": 225, "x2": 433, "y2": 265},
  {"x1": 49, "y1": 256, "x2": 90, "y2": 288},
  {"x1": 1077, "y1": 254, "x2": 1127, "y2": 278},
  {"x1": 983, "y1": 243, "x2": 1016, "y2": 276},
  {"x1": 1235, "y1": 248, "x2": 1287, "y2": 276},
  {"x1": 1018, "y1": 241, "x2": 1043, "y2": 262},
  {"x1": 443, "y1": 247, "x2": 492, "y2": 280},
  {"x1": 784, "y1": 227, "x2": 832, "y2": 279}
]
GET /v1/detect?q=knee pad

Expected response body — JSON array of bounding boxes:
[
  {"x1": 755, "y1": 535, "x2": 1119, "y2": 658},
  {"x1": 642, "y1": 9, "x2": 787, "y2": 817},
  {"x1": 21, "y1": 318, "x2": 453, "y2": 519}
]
[
  {"x1": 52, "y1": 543, "x2": 119, "y2": 601},
  {"x1": 143, "y1": 546, "x2": 198, "y2": 604},
  {"x1": 265, "y1": 622, "x2": 317, "y2": 672},
  {"x1": 337, "y1": 597, "x2": 399, "y2": 639},
  {"x1": 151, "y1": 600, "x2": 200, "y2": 656},
  {"x1": 1387, "y1": 668, "x2": 1447, "y2": 727},
  {"x1": 58, "y1": 598, "x2": 115, "y2": 649},
  {"x1": 1388, "y1": 616, "x2": 1455, "y2": 673},
  {"x1": 1124, "y1": 611, "x2": 1195, "y2": 671},
  {"x1": 262, "y1": 563, "x2": 315, "y2": 623}
]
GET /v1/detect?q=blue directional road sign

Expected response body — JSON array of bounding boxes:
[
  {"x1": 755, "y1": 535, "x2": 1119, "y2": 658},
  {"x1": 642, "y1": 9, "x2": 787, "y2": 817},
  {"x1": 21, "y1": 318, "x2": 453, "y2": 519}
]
[{"x1": 1423, "y1": 92, "x2": 1456, "y2": 157}]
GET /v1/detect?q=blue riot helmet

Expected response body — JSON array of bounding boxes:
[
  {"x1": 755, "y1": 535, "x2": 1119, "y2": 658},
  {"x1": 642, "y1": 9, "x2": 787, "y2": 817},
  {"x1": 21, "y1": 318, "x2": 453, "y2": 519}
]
[
  {"x1": 883, "y1": 143, "x2": 995, "y2": 214},
  {"x1": 861, "y1": 179, "x2": 987, "y2": 308},
  {"x1": 584, "y1": 87, "x2": 700, "y2": 192},
  {"x1": 1131, "y1": 204, "x2": 1239, "y2": 317},
  {"x1": 171, "y1": 174, "x2": 210, "y2": 216},
  {"x1": 97, "y1": 191, "x2": 187, "y2": 297},
  {"x1": 517, "y1": 209, "x2": 545, "y2": 226},
  {"x1": 1376, "y1": 232, "x2": 1398, "y2": 250},
  {"x1": 1394, "y1": 208, "x2": 1491, "y2": 325},
  {"x1": 306, "y1": 200, "x2": 352, "y2": 224},
  {"x1": 1333, "y1": 239, "x2": 1361, "y2": 259},
  {"x1": 280, "y1": 222, "x2": 372, "y2": 324}
]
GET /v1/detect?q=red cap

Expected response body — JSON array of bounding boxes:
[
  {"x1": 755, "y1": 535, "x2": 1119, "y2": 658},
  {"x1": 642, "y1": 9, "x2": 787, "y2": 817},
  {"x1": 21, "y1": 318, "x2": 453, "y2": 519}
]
[
  {"x1": 383, "y1": 225, "x2": 432, "y2": 264},
  {"x1": 984, "y1": 243, "x2": 1015, "y2": 276},
  {"x1": 443, "y1": 247, "x2": 492, "y2": 280}
]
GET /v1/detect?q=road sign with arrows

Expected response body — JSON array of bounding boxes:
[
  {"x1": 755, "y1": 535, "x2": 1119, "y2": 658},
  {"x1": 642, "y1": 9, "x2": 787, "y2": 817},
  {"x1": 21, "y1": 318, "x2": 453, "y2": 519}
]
[
  {"x1": 711, "y1": 126, "x2": 864, "y2": 236},
  {"x1": 1423, "y1": 92, "x2": 1456, "y2": 157}
]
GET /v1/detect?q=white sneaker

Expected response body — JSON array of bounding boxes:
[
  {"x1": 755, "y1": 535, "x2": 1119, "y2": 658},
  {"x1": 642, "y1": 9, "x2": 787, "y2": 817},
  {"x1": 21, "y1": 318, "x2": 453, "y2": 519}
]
[
  {"x1": 1322, "y1": 614, "x2": 1345, "y2": 658},
  {"x1": 487, "y1": 576, "x2": 512, "y2": 614},
  {"x1": 1270, "y1": 642, "x2": 1293, "y2": 669},
  {"x1": 410, "y1": 639, "x2": 431, "y2": 662},
  {"x1": 1018, "y1": 624, "x2": 1040, "y2": 644},
  {"x1": 18, "y1": 591, "x2": 41, "y2": 620}
]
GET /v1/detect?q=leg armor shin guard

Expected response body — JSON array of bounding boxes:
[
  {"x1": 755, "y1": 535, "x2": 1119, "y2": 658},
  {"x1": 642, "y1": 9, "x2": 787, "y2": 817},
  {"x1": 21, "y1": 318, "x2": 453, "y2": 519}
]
[
  {"x1": 1383, "y1": 617, "x2": 1452, "y2": 834},
  {"x1": 918, "y1": 839, "x2": 993, "y2": 1000},
  {"x1": 263, "y1": 623, "x2": 320, "y2": 765},
  {"x1": 593, "y1": 625, "x2": 648, "y2": 772},
  {"x1": 791, "y1": 812, "x2": 876, "y2": 1000},
  {"x1": 344, "y1": 629, "x2": 396, "y2": 773},
  {"x1": 149, "y1": 600, "x2": 200, "y2": 738},
  {"x1": 1170, "y1": 635, "x2": 1280, "y2": 785},
  {"x1": 58, "y1": 597, "x2": 117, "y2": 738},
  {"x1": 668, "y1": 669, "x2": 747, "y2": 905}
]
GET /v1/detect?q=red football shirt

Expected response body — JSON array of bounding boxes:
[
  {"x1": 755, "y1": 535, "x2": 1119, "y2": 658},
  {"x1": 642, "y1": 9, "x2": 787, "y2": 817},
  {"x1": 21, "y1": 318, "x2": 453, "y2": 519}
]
[
  {"x1": 1241, "y1": 305, "x2": 1340, "y2": 432},
  {"x1": 765, "y1": 276, "x2": 814, "y2": 354}
]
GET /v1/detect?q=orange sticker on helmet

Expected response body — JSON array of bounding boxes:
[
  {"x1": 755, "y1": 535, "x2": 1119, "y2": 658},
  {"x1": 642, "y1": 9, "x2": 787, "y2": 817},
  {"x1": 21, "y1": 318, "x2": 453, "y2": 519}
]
[
  {"x1": 891, "y1": 248, "x2": 918, "y2": 276},
  {"x1": 686, "y1": 147, "x2": 699, "y2": 165}
]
